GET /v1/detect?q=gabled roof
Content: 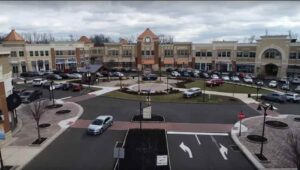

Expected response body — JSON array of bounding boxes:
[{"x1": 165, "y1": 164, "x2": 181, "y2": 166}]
[
  {"x1": 78, "y1": 36, "x2": 92, "y2": 44},
  {"x1": 4, "y1": 29, "x2": 24, "y2": 42},
  {"x1": 137, "y1": 28, "x2": 159, "y2": 40}
]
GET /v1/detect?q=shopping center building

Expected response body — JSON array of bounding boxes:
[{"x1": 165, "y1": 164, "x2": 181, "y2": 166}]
[{"x1": 1, "y1": 28, "x2": 300, "y2": 78}]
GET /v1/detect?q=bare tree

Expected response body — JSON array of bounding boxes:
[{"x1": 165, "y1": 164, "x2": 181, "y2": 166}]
[
  {"x1": 287, "y1": 129, "x2": 300, "y2": 170},
  {"x1": 25, "y1": 99, "x2": 48, "y2": 142},
  {"x1": 158, "y1": 34, "x2": 173, "y2": 44}
]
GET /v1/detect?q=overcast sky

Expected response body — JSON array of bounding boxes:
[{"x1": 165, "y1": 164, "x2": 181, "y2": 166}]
[{"x1": 0, "y1": 1, "x2": 300, "y2": 43}]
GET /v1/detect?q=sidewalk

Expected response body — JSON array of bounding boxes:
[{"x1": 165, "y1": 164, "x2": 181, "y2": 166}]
[
  {"x1": 0, "y1": 101, "x2": 83, "y2": 170},
  {"x1": 231, "y1": 114, "x2": 299, "y2": 170}
]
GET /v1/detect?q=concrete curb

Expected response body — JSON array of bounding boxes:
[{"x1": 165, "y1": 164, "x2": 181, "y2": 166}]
[
  {"x1": 231, "y1": 115, "x2": 298, "y2": 170},
  {"x1": 15, "y1": 102, "x2": 84, "y2": 170},
  {"x1": 230, "y1": 120, "x2": 265, "y2": 170}
]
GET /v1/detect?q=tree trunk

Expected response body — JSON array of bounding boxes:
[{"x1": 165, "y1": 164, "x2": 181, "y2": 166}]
[{"x1": 36, "y1": 121, "x2": 41, "y2": 141}]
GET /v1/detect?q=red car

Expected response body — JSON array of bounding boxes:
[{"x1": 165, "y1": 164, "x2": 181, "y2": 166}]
[
  {"x1": 205, "y1": 79, "x2": 224, "y2": 87},
  {"x1": 72, "y1": 83, "x2": 83, "y2": 91}
]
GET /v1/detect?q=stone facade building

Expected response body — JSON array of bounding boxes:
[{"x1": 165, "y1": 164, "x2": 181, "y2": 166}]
[{"x1": 1, "y1": 28, "x2": 300, "y2": 78}]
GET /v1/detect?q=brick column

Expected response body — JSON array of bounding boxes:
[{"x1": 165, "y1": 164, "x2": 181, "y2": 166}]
[
  {"x1": 0, "y1": 82, "x2": 10, "y2": 133},
  {"x1": 50, "y1": 48, "x2": 56, "y2": 70}
]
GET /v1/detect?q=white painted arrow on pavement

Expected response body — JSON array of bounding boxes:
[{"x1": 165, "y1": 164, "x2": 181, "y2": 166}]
[
  {"x1": 219, "y1": 144, "x2": 228, "y2": 160},
  {"x1": 179, "y1": 142, "x2": 193, "y2": 158}
]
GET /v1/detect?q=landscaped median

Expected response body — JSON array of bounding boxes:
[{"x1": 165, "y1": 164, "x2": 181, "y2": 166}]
[
  {"x1": 184, "y1": 79, "x2": 272, "y2": 94},
  {"x1": 103, "y1": 90, "x2": 240, "y2": 104}
]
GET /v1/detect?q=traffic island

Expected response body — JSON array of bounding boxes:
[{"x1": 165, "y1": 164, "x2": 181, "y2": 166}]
[
  {"x1": 117, "y1": 129, "x2": 170, "y2": 170},
  {"x1": 132, "y1": 114, "x2": 164, "y2": 122},
  {"x1": 231, "y1": 115, "x2": 300, "y2": 169}
]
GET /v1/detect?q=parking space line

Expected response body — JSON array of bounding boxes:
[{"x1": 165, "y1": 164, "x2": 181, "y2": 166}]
[
  {"x1": 195, "y1": 135, "x2": 201, "y2": 145},
  {"x1": 167, "y1": 131, "x2": 228, "y2": 136}
]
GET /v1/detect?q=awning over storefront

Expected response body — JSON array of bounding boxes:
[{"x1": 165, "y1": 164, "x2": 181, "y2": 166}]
[
  {"x1": 141, "y1": 60, "x2": 155, "y2": 64},
  {"x1": 56, "y1": 59, "x2": 65, "y2": 64},
  {"x1": 78, "y1": 64, "x2": 103, "y2": 73}
]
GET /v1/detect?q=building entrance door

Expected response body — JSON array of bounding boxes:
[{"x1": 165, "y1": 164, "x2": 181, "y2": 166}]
[{"x1": 265, "y1": 63, "x2": 278, "y2": 77}]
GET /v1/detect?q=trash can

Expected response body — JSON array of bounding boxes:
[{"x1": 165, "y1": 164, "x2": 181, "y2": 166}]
[{"x1": 248, "y1": 94, "x2": 251, "y2": 98}]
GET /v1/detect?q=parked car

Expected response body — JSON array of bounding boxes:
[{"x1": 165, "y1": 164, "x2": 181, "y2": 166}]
[
  {"x1": 294, "y1": 85, "x2": 300, "y2": 93},
  {"x1": 211, "y1": 74, "x2": 219, "y2": 79},
  {"x1": 206, "y1": 79, "x2": 224, "y2": 87},
  {"x1": 200, "y1": 72, "x2": 210, "y2": 79},
  {"x1": 291, "y1": 78, "x2": 300, "y2": 84},
  {"x1": 42, "y1": 82, "x2": 63, "y2": 89},
  {"x1": 268, "y1": 80, "x2": 278, "y2": 88},
  {"x1": 96, "y1": 72, "x2": 103, "y2": 78},
  {"x1": 255, "y1": 80, "x2": 264, "y2": 86},
  {"x1": 278, "y1": 77, "x2": 288, "y2": 83},
  {"x1": 113, "y1": 72, "x2": 124, "y2": 77},
  {"x1": 13, "y1": 87, "x2": 26, "y2": 95},
  {"x1": 32, "y1": 78, "x2": 47, "y2": 86},
  {"x1": 20, "y1": 71, "x2": 39, "y2": 77},
  {"x1": 243, "y1": 77, "x2": 253, "y2": 84},
  {"x1": 58, "y1": 73, "x2": 70, "y2": 79},
  {"x1": 171, "y1": 71, "x2": 181, "y2": 77},
  {"x1": 221, "y1": 75, "x2": 230, "y2": 81},
  {"x1": 261, "y1": 92, "x2": 287, "y2": 103},
  {"x1": 281, "y1": 83, "x2": 290, "y2": 91},
  {"x1": 285, "y1": 92, "x2": 300, "y2": 103},
  {"x1": 72, "y1": 83, "x2": 83, "y2": 91},
  {"x1": 183, "y1": 88, "x2": 202, "y2": 98},
  {"x1": 231, "y1": 76, "x2": 240, "y2": 82},
  {"x1": 71, "y1": 73, "x2": 82, "y2": 79},
  {"x1": 46, "y1": 74, "x2": 62, "y2": 80},
  {"x1": 87, "y1": 115, "x2": 113, "y2": 135},
  {"x1": 142, "y1": 74, "x2": 158, "y2": 81},
  {"x1": 181, "y1": 72, "x2": 190, "y2": 77},
  {"x1": 61, "y1": 83, "x2": 73, "y2": 90},
  {"x1": 20, "y1": 90, "x2": 43, "y2": 103}
]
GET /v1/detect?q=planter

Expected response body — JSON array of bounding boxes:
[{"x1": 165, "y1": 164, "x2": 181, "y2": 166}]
[
  {"x1": 39, "y1": 123, "x2": 51, "y2": 128},
  {"x1": 246, "y1": 135, "x2": 267, "y2": 144},
  {"x1": 56, "y1": 110, "x2": 71, "y2": 114}
]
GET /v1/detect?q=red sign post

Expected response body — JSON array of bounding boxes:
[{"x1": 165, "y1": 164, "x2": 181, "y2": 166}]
[{"x1": 238, "y1": 111, "x2": 245, "y2": 136}]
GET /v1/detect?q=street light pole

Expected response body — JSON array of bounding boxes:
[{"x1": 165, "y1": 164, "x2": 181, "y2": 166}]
[
  {"x1": 166, "y1": 75, "x2": 169, "y2": 93},
  {"x1": 256, "y1": 103, "x2": 273, "y2": 161}
]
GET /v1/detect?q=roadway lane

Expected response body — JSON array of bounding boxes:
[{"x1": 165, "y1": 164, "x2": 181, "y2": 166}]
[
  {"x1": 23, "y1": 129, "x2": 126, "y2": 170},
  {"x1": 272, "y1": 103, "x2": 300, "y2": 115},
  {"x1": 167, "y1": 133, "x2": 256, "y2": 170},
  {"x1": 78, "y1": 96, "x2": 260, "y2": 124}
]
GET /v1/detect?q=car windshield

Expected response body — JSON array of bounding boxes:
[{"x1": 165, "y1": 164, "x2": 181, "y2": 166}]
[
  {"x1": 188, "y1": 89, "x2": 195, "y2": 92},
  {"x1": 92, "y1": 119, "x2": 103, "y2": 125}
]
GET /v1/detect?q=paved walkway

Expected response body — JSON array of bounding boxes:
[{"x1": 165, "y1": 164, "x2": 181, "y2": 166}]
[
  {"x1": 0, "y1": 101, "x2": 84, "y2": 170},
  {"x1": 72, "y1": 120, "x2": 233, "y2": 133}
]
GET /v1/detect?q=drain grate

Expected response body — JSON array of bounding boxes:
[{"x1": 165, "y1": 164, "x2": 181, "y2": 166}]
[{"x1": 230, "y1": 145, "x2": 241, "y2": 152}]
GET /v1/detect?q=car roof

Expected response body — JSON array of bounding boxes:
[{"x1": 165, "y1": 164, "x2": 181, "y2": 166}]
[
  {"x1": 190, "y1": 87, "x2": 200, "y2": 90},
  {"x1": 33, "y1": 78, "x2": 42, "y2": 80},
  {"x1": 95, "y1": 115, "x2": 112, "y2": 120}
]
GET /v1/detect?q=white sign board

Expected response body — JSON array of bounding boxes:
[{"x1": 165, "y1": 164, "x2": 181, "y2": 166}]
[
  {"x1": 113, "y1": 147, "x2": 125, "y2": 159},
  {"x1": 143, "y1": 106, "x2": 152, "y2": 119},
  {"x1": 156, "y1": 155, "x2": 168, "y2": 166}
]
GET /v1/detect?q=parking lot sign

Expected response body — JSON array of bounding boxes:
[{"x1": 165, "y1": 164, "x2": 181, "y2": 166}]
[{"x1": 156, "y1": 155, "x2": 168, "y2": 166}]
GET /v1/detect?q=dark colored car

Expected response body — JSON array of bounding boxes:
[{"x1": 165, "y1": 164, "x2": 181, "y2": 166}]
[
  {"x1": 58, "y1": 73, "x2": 70, "y2": 79},
  {"x1": 19, "y1": 90, "x2": 43, "y2": 103},
  {"x1": 261, "y1": 92, "x2": 287, "y2": 103},
  {"x1": 142, "y1": 74, "x2": 158, "y2": 81},
  {"x1": 200, "y1": 72, "x2": 210, "y2": 79},
  {"x1": 72, "y1": 83, "x2": 83, "y2": 91},
  {"x1": 62, "y1": 83, "x2": 73, "y2": 90},
  {"x1": 46, "y1": 74, "x2": 62, "y2": 80},
  {"x1": 181, "y1": 72, "x2": 190, "y2": 77},
  {"x1": 166, "y1": 68, "x2": 175, "y2": 73}
]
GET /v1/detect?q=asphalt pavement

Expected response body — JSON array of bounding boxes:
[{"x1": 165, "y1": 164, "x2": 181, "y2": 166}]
[
  {"x1": 167, "y1": 133, "x2": 256, "y2": 170},
  {"x1": 23, "y1": 129, "x2": 126, "y2": 170},
  {"x1": 78, "y1": 96, "x2": 260, "y2": 124}
]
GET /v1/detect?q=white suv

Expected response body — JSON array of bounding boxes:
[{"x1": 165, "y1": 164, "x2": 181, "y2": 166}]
[
  {"x1": 285, "y1": 93, "x2": 300, "y2": 103},
  {"x1": 32, "y1": 78, "x2": 47, "y2": 86}
]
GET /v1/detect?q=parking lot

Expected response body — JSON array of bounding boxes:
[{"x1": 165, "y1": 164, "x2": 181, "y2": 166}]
[{"x1": 167, "y1": 132, "x2": 255, "y2": 170}]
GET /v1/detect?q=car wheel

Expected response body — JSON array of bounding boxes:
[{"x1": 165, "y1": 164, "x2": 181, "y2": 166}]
[{"x1": 99, "y1": 129, "x2": 103, "y2": 134}]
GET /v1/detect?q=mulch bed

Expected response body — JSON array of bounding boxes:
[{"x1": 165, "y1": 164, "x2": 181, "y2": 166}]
[
  {"x1": 118, "y1": 129, "x2": 170, "y2": 170},
  {"x1": 38, "y1": 123, "x2": 51, "y2": 128},
  {"x1": 1, "y1": 166, "x2": 13, "y2": 170},
  {"x1": 56, "y1": 110, "x2": 71, "y2": 114},
  {"x1": 265, "y1": 120, "x2": 288, "y2": 129},
  {"x1": 294, "y1": 117, "x2": 300, "y2": 122},
  {"x1": 246, "y1": 135, "x2": 268, "y2": 144},
  {"x1": 46, "y1": 104, "x2": 63, "y2": 109},
  {"x1": 132, "y1": 114, "x2": 164, "y2": 122},
  {"x1": 32, "y1": 137, "x2": 47, "y2": 145}
]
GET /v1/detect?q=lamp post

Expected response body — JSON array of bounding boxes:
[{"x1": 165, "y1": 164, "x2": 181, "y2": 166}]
[
  {"x1": 255, "y1": 102, "x2": 274, "y2": 161},
  {"x1": 49, "y1": 80, "x2": 55, "y2": 105},
  {"x1": 256, "y1": 84, "x2": 261, "y2": 101},
  {"x1": 166, "y1": 75, "x2": 169, "y2": 93},
  {"x1": 86, "y1": 72, "x2": 91, "y2": 89}
]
